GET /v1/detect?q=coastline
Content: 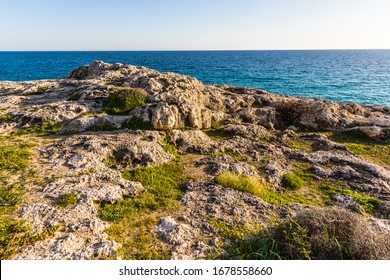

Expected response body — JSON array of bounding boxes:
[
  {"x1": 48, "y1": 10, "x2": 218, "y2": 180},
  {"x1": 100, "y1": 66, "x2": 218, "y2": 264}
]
[{"x1": 0, "y1": 61, "x2": 389, "y2": 260}]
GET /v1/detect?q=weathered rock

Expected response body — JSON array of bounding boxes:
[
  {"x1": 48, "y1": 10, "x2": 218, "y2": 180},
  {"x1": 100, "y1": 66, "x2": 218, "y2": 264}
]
[
  {"x1": 43, "y1": 132, "x2": 174, "y2": 173},
  {"x1": 221, "y1": 123, "x2": 272, "y2": 141},
  {"x1": 1, "y1": 61, "x2": 389, "y2": 260},
  {"x1": 200, "y1": 156, "x2": 258, "y2": 177},
  {"x1": 167, "y1": 129, "x2": 215, "y2": 154}
]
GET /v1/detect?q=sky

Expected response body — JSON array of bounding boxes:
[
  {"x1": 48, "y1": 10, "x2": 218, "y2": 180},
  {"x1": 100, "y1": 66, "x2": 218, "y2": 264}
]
[{"x1": 1, "y1": 0, "x2": 389, "y2": 51}]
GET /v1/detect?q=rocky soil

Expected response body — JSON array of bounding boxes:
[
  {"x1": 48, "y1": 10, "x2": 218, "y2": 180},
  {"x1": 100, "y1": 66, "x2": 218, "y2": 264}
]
[{"x1": 0, "y1": 61, "x2": 389, "y2": 259}]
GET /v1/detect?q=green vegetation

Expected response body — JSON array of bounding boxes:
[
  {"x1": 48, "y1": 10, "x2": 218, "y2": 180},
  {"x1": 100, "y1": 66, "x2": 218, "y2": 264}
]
[
  {"x1": 0, "y1": 137, "x2": 62, "y2": 259},
  {"x1": 207, "y1": 220, "x2": 276, "y2": 260},
  {"x1": 323, "y1": 130, "x2": 389, "y2": 166},
  {"x1": 0, "y1": 140, "x2": 32, "y2": 171},
  {"x1": 121, "y1": 117, "x2": 153, "y2": 130},
  {"x1": 0, "y1": 219, "x2": 61, "y2": 259},
  {"x1": 289, "y1": 139, "x2": 315, "y2": 151},
  {"x1": 162, "y1": 141, "x2": 181, "y2": 161},
  {"x1": 0, "y1": 114, "x2": 14, "y2": 124},
  {"x1": 209, "y1": 207, "x2": 390, "y2": 260},
  {"x1": 105, "y1": 155, "x2": 118, "y2": 168},
  {"x1": 67, "y1": 92, "x2": 82, "y2": 101},
  {"x1": 88, "y1": 123, "x2": 116, "y2": 132},
  {"x1": 205, "y1": 129, "x2": 232, "y2": 140},
  {"x1": 99, "y1": 162, "x2": 184, "y2": 259},
  {"x1": 105, "y1": 88, "x2": 148, "y2": 115},
  {"x1": 210, "y1": 119, "x2": 223, "y2": 129},
  {"x1": 217, "y1": 172, "x2": 323, "y2": 207},
  {"x1": 259, "y1": 157, "x2": 271, "y2": 167},
  {"x1": 320, "y1": 184, "x2": 380, "y2": 214},
  {"x1": 57, "y1": 193, "x2": 78, "y2": 207},
  {"x1": 269, "y1": 208, "x2": 390, "y2": 259},
  {"x1": 23, "y1": 85, "x2": 52, "y2": 96},
  {"x1": 281, "y1": 168, "x2": 312, "y2": 190},
  {"x1": 0, "y1": 182, "x2": 24, "y2": 208},
  {"x1": 217, "y1": 172, "x2": 263, "y2": 196},
  {"x1": 16, "y1": 121, "x2": 60, "y2": 136},
  {"x1": 281, "y1": 172, "x2": 304, "y2": 190}
]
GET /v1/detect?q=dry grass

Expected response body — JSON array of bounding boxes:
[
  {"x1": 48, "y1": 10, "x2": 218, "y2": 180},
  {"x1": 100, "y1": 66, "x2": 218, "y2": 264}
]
[{"x1": 274, "y1": 207, "x2": 390, "y2": 259}]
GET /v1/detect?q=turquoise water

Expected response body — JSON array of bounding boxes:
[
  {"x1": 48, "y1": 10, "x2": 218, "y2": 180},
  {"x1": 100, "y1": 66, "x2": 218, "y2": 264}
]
[{"x1": 0, "y1": 50, "x2": 389, "y2": 107}]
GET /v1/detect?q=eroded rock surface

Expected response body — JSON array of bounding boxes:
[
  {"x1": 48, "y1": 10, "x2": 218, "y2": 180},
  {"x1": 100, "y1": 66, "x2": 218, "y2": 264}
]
[{"x1": 1, "y1": 61, "x2": 389, "y2": 260}]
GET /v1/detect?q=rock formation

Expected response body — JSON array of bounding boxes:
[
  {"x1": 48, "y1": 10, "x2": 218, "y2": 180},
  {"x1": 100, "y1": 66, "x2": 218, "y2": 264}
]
[{"x1": 0, "y1": 61, "x2": 389, "y2": 260}]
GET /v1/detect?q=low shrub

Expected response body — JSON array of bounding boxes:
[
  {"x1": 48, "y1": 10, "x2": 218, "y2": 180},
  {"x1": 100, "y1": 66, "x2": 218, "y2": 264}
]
[
  {"x1": 281, "y1": 172, "x2": 305, "y2": 190},
  {"x1": 273, "y1": 207, "x2": 390, "y2": 259},
  {"x1": 121, "y1": 117, "x2": 153, "y2": 130},
  {"x1": 57, "y1": 193, "x2": 78, "y2": 207},
  {"x1": 105, "y1": 88, "x2": 148, "y2": 115}
]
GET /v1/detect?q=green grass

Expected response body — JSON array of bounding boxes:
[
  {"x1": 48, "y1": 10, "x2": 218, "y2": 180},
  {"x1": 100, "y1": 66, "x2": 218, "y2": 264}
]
[
  {"x1": 162, "y1": 141, "x2": 181, "y2": 161},
  {"x1": 207, "y1": 220, "x2": 279, "y2": 260},
  {"x1": 105, "y1": 155, "x2": 118, "y2": 168},
  {"x1": 99, "y1": 162, "x2": 184, "y2": 259},
  {"x1": 281, "y1": 168, "x2": 312, "y2": 190},
  {"x1": 0, "y1": 219, "x2": 61, "y2": 259},
  {"x1": 0, "y1": 138, "x2": 62, "y2": 259},
  {"x1": 57, "y1": 193, "x2": 78, "y2": 207},
  {"x1": 0, "y1": 114, "x2": 14, "y2": 124},
  {"x1": 320, "y1": 184, "x2": 380, "y2": 214},
  {"x1": 289, "y1": 139, "x2": 315, "y2": 151},
  {"x1": 0, "y1": 182, "x2": 25, "y2": 208},
  {"x1": 217, "y1": 172, "x2": 263, "y2": 196},
  {"x1": 0, "y1": 141, "x2": 32, "y2": 171},
  {"x1": 16, "y1": 121, "x2": 60, "y2": 136},
  {"x1": 23, "y1": 85, "x2": 52, "y2": 96},
  {"x1": 67, "y1": 92, "x2": 82, "y2": 101},
  {"x1": 322, "y1": 130, "x2": 390, "y2": 166},
  {"x1": 217, "y1": 172, "x2": 323, "y2": 206},
  {"x1": 88, "y1": 123, "x2": 116, "y2": 132},
  {"x1": 121, "y1": 117, "x2": 153, "y2": 130},
  {"x1": 105, "y1": 88, "x2": 148, "y2": 115},
  {"x1": 211, "y1": 119, "x2": 223, "y2": 129},
  {"x1": 208, "y1": 207, "x2": 390, "y2": 260},
  {"x1": 281, "y1": 172, "x2": 305, "y2": 190},
  {"x1": 205, "y1": 129, "x2": 232, "y2": 140}
]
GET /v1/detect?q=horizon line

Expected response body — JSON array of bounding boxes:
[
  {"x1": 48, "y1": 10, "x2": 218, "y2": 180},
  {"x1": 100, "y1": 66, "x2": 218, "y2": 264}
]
[{"x1": 1, "y1": 48, "x2": 390, "y2": 52}]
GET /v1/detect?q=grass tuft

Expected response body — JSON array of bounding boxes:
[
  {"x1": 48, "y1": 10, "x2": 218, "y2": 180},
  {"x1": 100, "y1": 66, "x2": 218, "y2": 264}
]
[
  {"x1": 23, "y1": 85, "x2": 52, "y2": 96},
  {"x1": 99, "y1": 162, "x2": 184, "y2": 259},
  {"x1": 0, "y1": 219, "x2": 62, "y2": 259},
  {"x1": 88, "y1": 123, "x2": 116, "y2": 132},
  {"x1": 0, "y1": 142, "x2": 32, "y2": 171},
  {"x1": 217, "y1": 172, "x2": 263, "y2": 196},
  {"x1": 0, "y1": 114, "x2": 14, "y2": 124},
  {"x1": 67, "y1": 92, "x2": 82, "y2": 101},
  {"x1": 162, "y1": 141, "x2": 181, "y2": 161},
  {"x1": 121, "y1": 117, "x2": 153, "y2": 130},
  {"x1": 281, "y1": 168, "x2": 312, "y2": 190},
  {"x1": 105, "y1": 88, "x2": 148, "y2": 115},
  {"x1": 217, "y1": 172, "x2": 322, "y2": 206},
  {"x1": 16, "y1": 121, "x2": 60, "y2": 136},
  {"x1": 57, "y1": 193, "x2": 78, "y2": 207},
  {"x1": 320, "y1": 184, "x2": 380, "y2": 214}
]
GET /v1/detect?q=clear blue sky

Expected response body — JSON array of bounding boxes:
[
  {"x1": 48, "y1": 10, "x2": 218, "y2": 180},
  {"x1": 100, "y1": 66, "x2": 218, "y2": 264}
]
[{"x1": 1, "y1": 0, "x2": 389, "y2": 50}]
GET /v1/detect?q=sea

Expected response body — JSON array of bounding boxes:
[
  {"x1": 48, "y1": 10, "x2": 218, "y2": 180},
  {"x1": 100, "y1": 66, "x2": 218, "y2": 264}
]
[{"x1": 0, "y1": 50, "x2": 389, "y2": 107}]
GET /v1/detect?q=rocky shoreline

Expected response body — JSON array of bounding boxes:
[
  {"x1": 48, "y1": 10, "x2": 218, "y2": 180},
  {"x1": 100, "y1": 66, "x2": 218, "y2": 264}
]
[{"x1": 0, "y1": 61, "x2": 389, "y2": 259}]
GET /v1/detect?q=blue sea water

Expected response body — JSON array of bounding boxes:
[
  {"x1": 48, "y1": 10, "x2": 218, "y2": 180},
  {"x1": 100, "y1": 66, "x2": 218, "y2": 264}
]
[{"x1": 0, "y1": 50, "x2": 389, "y2": 107}]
